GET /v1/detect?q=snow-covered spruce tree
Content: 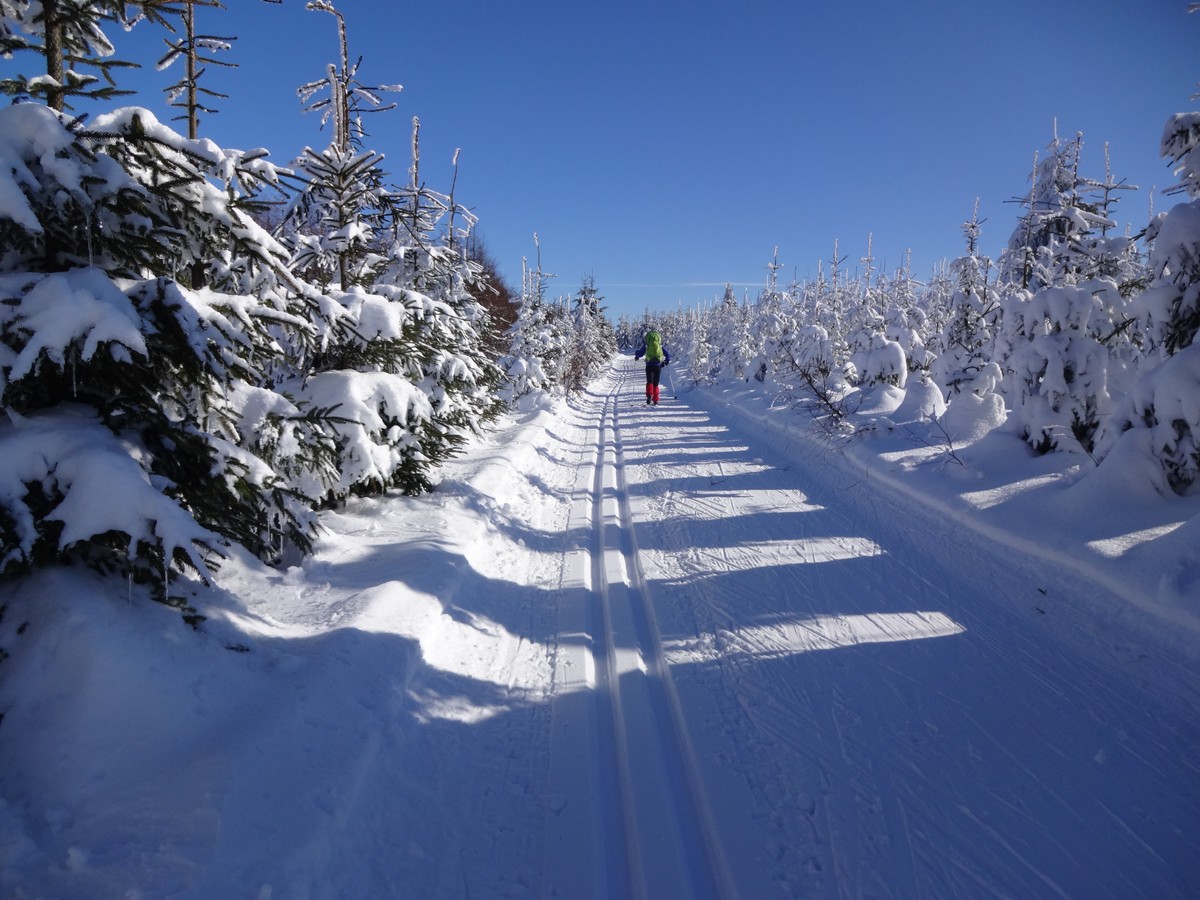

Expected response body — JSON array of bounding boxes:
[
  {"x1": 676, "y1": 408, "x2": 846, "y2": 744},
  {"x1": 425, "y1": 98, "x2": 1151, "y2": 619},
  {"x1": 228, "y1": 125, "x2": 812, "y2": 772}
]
[
  {"x1": 771, "y1": 315, "x2": 848, "y2": 421},
  {"x1": 679, "y1": 298, "x2": 715, "y2": 385},
  {"x1": 744, "y1": 248, "x2": 790, "y2": 387},
  {"x1": 705, "y1": 283, "x2": 753, "y2": 383},
  {"x1": 558, "y1": 298, "x2": 593, "y2": 392},
  {"x1": 1138, "y1": 112, "x2": 1200, "y2": 356},
  {"x1": 499, "y1": 292, "x2": 557, "y2": 402},
  {"x1": 932, "y1": 202, "x2": 1000, "y2": 397},
  {"x1": 373, "y1": 197, "x2": 505, "y2": 487},
  {"x1": 1084, "y1": 144, "x2": 1149, "y2": 292},
  {"x1": 920, "y1": 260, "x2": 955, "y2": 361},
  {"x1": 729, "y1": 252, "x2": 850, "y2": 418},
  {"x1": 0, "y1": 102, "x2": 334, "y2": 612},
  {"x1": 538, "y1": 298, "x2": 574, "y2": 387},
  {"x1": 842, "y1": 238, "x2": 908, "y2": 391},
  {"x1": 669, "y1": 302, "x2": 712, "y2": 387},
  {"x1": 275, "y1": 1, "x2": 502, "y2": 497},
  {"x1": 748, "y1": 252, "x2": 828, "y2": 398},
  {"x1": 811, "y1": 239, "x2": 856, "y2": 369},
  {"x1": 394, "y1": 129, "x2": 507, "y2": 464},
  {"x1": 498, "y1": 239, "x2": 578, "y2": 399},
  {"x1": 559, "y1": 275, "x2": 616, "y2": 392},
  {"x1": 281, "y1": 1, "x2": 399, "y2": 293},
  {"x1": 1103, "y1": 99, "x2": 1200, "y2": 492},
  {"x1": 996, "y1": 132, "x2": 1092, "y2": 293},
  {"x1": 996, "y1": 131, "x2": 1139, "y2": 456},
  {"x1": 284, "y1": 143, "x2": 395, "y2": 291},
  {"x1": 749, "y1": 295, "x2": 784, "y2": 388},
  {"x1": 880, "y1": 253, "x2": 933, "y2": 377},
  {"x1": 999, "y1": 279, "x2": 1127, "y2": 455},
  {"x1": 847, "y1": 307, "x2": 907, "y2": 390}
]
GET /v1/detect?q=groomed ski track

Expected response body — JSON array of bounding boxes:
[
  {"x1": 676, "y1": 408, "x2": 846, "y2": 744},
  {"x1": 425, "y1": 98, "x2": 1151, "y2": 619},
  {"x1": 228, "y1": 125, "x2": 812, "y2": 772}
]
[
  {"x1": 538, "y1": 355, "x2": 1199, "y2": 900},
  {"x1": 544, "y1": 361, "x2": 738, "y2": 900}
]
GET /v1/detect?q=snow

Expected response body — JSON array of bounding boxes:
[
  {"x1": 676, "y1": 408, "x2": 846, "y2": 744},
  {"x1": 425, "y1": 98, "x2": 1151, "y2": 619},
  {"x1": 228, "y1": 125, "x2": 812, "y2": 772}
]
[
  {"x1": 290, "y1": 369, "x2": 434, "y2": 494},
  {"x1": 0, "y1": 105, "x2": 82, "y2": 235},
  {"x1": 6, "y1": 269, "x2": 148, "y2": 380},
  {"x1": 0, "y1": 407, "x2": 217, "y2": 577},
  {"x1": 939, "y1": 384, "x2": 1007, "y2": 444},
  {"x1": 2, "y1": 356, "x2": 1198, "y2": 898}
]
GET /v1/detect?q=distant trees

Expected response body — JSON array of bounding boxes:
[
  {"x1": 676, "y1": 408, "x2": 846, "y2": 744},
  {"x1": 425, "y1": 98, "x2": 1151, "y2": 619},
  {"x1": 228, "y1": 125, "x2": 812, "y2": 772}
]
[
  {"x1": 500, "y1": 261, "x2": 616, "y2": 402},
  {"x1": 462, "y1": 233, "x2": 519, "y2": 353},
  {"x1": 658, "y1": 82, "x2": 1200, "y2": 494},
  {"x1": 603, "y1": 79, "x2": 1199, "y2": 496}
]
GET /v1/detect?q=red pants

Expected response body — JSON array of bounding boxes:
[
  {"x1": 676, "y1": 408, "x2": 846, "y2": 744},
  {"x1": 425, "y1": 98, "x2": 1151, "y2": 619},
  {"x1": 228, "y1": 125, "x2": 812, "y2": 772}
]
[{"x1": 645, "y1": 363, "x2": 663, "y2": 403}]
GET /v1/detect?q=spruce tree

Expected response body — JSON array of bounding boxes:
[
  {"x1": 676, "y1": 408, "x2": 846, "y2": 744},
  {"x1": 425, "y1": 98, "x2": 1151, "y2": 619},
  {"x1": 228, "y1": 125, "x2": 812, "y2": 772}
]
[
  {"x1": 997, "y1": 131, "x2": 1138, "y2": 456},
  {"x1": 1106, "y1": 99, "x2": 1200, "y2": 492},
  {"x1": 0, "y1": 0, "x2": 182, "y2": 111},
  {"x1": 1139, "y1": 111, "x2": 1200, "y2": 356},
  {"x1": 499, "y1": 293, "x2": 558, "y2": 401},
  {"x1": 0, "y1": 102, "x2": 330, "y2": 610},
  {"x1": 559, "y1": 275, "x2": 616, "y2": 392},
  {"x1": 933, "y1": 202, "x2": 998, "y2": 397},
  {"x1": 155, "y1": 0, "x2": 237, "y2": 141},
  {"x1": 709, "y1": 283, "x2": 751, "y2": 382},
  {"x1": 274, "y1": 1, "x2": 501, "y2": 498}
]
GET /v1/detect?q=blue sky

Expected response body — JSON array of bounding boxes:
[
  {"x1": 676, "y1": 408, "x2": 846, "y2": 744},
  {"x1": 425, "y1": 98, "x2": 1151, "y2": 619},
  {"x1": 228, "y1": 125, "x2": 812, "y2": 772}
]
[{"x1": 12, "y1": 0, "x2": 1200, "y2": 319}]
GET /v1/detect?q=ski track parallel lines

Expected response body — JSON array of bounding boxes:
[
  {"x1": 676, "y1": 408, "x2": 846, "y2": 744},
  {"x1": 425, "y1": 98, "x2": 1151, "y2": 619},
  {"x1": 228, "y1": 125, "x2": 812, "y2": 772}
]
[
  {"x1": 543, "y1": 360, "x2": 742, "y2": 900},
  {"x1": 591, "y1": 377, "x2": 644, "y2": 900},
  {"x1": 608, "y1": 385, "x2": 742, "y2": 900},
  {"x1": 541, "y1": 378, "x2": 629, "y2": 900}
]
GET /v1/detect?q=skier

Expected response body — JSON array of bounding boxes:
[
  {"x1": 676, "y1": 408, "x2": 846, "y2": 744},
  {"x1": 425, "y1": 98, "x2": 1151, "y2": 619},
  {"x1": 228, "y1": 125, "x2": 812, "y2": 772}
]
[{"x1": 634, "y1": 328, "x2": 670, "y2": 404}]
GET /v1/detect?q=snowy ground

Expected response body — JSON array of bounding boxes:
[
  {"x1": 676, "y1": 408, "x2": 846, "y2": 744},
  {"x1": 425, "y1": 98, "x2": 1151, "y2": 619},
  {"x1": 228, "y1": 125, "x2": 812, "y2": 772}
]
[{"x1": 1, "y1": 355, "x2": 1198, "y2": 899}]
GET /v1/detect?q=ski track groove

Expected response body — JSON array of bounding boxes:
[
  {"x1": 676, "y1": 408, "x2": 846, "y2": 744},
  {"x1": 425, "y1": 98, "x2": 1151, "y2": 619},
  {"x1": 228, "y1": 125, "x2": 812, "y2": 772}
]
[
  {"x1": 589, "y1": 381, "x2": 643, "y2": 900},
  {"x1": 549, "y1": 361, "x2": 740, "y2": 900},
  {"x1": 600, "y1": 367, "x2": 740, "y2": 900}
]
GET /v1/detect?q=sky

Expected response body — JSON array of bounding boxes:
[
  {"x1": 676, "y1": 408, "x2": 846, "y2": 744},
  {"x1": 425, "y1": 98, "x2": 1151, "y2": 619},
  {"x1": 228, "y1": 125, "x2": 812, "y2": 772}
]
[{"x1": 6, "y1": 0, "x2": 1199, "y2": 319}]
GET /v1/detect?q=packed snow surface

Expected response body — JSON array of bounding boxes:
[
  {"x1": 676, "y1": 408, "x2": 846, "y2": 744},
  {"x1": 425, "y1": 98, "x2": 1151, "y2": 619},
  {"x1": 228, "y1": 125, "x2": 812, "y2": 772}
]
[{"x1": 2, "y1": 356, "x2": 1198, "y2": 899}]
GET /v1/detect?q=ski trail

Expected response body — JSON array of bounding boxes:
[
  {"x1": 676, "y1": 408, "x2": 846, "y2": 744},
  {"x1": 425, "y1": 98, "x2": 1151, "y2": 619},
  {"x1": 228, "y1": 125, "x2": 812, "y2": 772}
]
[{"x1": 543, "y1": 362, "x2": 738, "y2": 900}]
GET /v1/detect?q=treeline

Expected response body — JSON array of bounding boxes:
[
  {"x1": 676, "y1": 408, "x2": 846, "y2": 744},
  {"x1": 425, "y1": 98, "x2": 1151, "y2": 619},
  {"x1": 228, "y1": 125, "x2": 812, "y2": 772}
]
[
  {"x1": 0, "y1": 1, "x2": 522, "y2": 618},
  {"x1": 620, "y1": 111, "x2": 1200, "y2": 496},
  {"x1": 499, "y1": 256, "x2": 618, "y2": 401}
]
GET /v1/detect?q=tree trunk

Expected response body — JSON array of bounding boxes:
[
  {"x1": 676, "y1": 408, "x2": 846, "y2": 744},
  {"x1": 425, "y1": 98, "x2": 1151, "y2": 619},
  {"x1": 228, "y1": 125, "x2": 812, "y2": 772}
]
[{"x1": 44, "y1": 0, "x2": 65, "y2": 111}]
